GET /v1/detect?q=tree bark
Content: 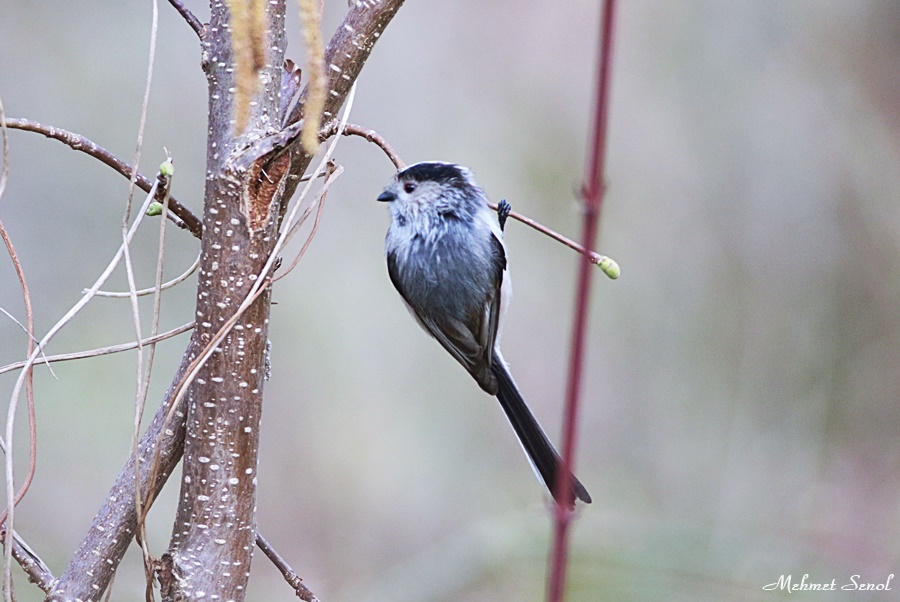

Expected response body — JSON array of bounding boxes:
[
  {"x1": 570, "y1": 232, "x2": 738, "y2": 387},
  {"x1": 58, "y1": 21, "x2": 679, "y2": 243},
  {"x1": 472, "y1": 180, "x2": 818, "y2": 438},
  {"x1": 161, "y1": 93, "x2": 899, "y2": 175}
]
[{"x1": 156, "y1": 2, "x2": 287, "y2": 599}]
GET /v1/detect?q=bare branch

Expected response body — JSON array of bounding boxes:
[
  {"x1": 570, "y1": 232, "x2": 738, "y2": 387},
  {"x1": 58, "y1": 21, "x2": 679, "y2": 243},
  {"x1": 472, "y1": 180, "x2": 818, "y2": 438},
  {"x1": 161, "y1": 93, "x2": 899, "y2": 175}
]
[
  {"x1": 286, "y1": 1, "x2": 406, "y2": 129},
  {"x1": 319, "y1": 122, "x2": 404, "y2": 169},
  {"x1": 46, "y1": 339, "x2": 198, "y2": 602},
  {"x1": 549, "y1": 1, "x2": 618, "y2": 599},
  {"x1": 275, "y1": 162, "x2": 339, "y2": 279},
  {"x1": 0, "y1": 96, "x2": 39, "y2": 602},
  {"x1": 487, "y1": 202, "x2": 619, "y2": 278},
  {"x1": 3, "y1": 118, "x2": 203, "y2": 239},
  {"x1": 117, "y1": 6, "x2": 164, "y2": 592},
  {"x1": 168, "y1": 0, "x2": 204, "y2": 37},
  {"x1": 0, "y1": 527, "x2": 55, "y2": 594},
  {"x1": 92, "y1": 253, "x2": 200, "y2": 298},
  {"x1": 256, "y1": 533, "x2": 319, "y2": 602},
  {"x1": 0, "y1": 105, "x2": 38, "y2": 521},
  {"x1": 0, "y1": 222, "x2": 38, "y2": 522},
  {"x1": 0, "y1": 323, "x2": 194, "y2": 377}
]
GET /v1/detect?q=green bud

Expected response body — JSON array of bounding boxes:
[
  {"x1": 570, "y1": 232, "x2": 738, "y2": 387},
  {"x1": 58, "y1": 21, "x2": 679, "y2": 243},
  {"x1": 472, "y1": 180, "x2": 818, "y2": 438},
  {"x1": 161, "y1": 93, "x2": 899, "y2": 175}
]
[
  {"x1": 146, "y1": 202, "x2": 164, "y2": 216},
  {"x1": 597, "y1": 256, "x2": 620, "y2": 279},
  {"x1": 159, "y1": 159, "x2": 174, "y2": 178}
]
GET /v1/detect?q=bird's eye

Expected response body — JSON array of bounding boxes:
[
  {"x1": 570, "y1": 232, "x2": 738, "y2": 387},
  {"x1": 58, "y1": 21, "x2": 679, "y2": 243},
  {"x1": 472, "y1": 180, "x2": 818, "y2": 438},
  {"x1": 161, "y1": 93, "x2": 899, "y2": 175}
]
[{"x1": 403, "y1": 182, "x2": 417, "y2": 194}]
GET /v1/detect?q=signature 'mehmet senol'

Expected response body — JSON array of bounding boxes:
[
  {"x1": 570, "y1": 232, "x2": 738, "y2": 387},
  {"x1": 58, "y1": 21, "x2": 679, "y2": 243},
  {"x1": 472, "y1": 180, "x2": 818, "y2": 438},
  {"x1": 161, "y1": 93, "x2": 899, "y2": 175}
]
[{"x1": 763, "y1": 574, "x2": 894, "y2": 593}]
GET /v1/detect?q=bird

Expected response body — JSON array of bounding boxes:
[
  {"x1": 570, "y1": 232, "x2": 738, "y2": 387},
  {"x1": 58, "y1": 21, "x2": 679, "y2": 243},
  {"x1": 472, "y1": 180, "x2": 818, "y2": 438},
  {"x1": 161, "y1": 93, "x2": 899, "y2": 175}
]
[{"x1": 377, "y1": 161, "x2": 591, "y2": 506}]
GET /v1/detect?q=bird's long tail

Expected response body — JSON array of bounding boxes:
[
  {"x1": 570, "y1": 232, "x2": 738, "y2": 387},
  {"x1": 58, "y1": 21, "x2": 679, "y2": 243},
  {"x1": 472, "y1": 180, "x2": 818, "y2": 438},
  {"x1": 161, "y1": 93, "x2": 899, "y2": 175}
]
[{"x1": 491, "y1": 353, "x2": 592, "y2": 506}]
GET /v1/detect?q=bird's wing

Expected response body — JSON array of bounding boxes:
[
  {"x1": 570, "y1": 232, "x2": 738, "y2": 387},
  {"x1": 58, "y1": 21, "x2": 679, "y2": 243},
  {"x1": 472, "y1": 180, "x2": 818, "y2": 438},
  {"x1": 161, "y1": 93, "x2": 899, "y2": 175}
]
[
  {"x1": 482, "y1": 231, "x2": 506, "y2": 362},
  {"x1": 387, "y1": 236, "x2": 507, "y2": 393}
]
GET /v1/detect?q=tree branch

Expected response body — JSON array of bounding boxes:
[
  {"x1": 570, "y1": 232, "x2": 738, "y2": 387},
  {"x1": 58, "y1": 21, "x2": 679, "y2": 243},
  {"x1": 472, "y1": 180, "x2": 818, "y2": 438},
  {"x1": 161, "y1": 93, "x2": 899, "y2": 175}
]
[
  {"x1": 487, "y1": 202, "x2": 619, "y2": 278},
  {"x1": 46, "y1": 340, "x2": 198, "y2": 601},
  {"x1": 0, "y1": 526, "x2": 55, "y2": 594},
  {"x1": 319, "y1": 121, "x2": 404, "y2": 169},
  {"x1": 256, "y1": 533, "x2": 319, "y2": 602},
  {"x1": 168, "y1": 0, "x2": 204, "y2": 38},
  {"x1": 286, "y1": 2, "x2": 405, "y2": 129},
  {"x1": 0, "y1": 323, "x2": 195, "y2": 377},
  {"x1": 281, "y1": 0, "x2": 405, "y2": 199},
  {"x1": 3, "y1": 118, "x2": 203, "y2": 239}
]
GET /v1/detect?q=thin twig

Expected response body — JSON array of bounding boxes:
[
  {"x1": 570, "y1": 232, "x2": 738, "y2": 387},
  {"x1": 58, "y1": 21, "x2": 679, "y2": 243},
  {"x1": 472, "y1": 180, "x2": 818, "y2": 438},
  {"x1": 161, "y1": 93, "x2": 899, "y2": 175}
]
[
  {"x1": 0, "y1": 99, "x2": 39, "y2": 519},
  {"x1": 276, "y1": 85, "x2": 355, "y2": 255},
  {"x1": 0, "y1": 95, "x2": 7, "y2": 201},
  {"x1": 318, "y1": 121, "x2": 404, "y2": 169},
  {"x1": 487, "y1": 203, "x2": 619, "y2": 279},
  {"x1": 2, "y1": 181, "x2": 160, "y2": 530},
  {"x1": 135, "y1": 172, "x2": 171, "y2": 551},
  {"x1": 2, "y1": 180, "x2": 159, "y2": 601},
  {"x1": 274, "y1": 162, "x2": 341, "y2": 279},
  {"x1": 120, "y1": 7, "x2": 162, "y2": 595},
  {"x1": 0, "y1": 226, "x2": 38, "y2": 521},
  {"x1": 0, "y1": 323, "x2": 195, "y2": 377},
  {"x1": 0, "y1": 307, "x2": 53, "y2": 379},
  {"x1": 256, "y1": 533, "x2": 319, "y2": 601},
  {"x1": 0, "y1": 92, "x2": 40, "y2": 602},
  {"x1": 92, "y1": 253, "x2": 200, "y2": 297},
  {"x1": 2, "y1": 118, "x2": 202, "y2": 239},
  {"x1": 548, "y1": 1, "x2": 617, "y2": 600},
  {"x1": 168, "y1": 0, "x2": 204, "y2": 38}
]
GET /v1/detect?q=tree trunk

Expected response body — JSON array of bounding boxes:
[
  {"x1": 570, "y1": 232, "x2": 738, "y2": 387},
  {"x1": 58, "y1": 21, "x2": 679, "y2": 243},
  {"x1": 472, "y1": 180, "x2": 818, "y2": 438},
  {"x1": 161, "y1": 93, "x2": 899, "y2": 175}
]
[
  {"x1": 156, "y1": 2, "x2": 286, "y2": 599},
  {"x1": 46, "y1": 1, "x2": 405, "y2": 599}
]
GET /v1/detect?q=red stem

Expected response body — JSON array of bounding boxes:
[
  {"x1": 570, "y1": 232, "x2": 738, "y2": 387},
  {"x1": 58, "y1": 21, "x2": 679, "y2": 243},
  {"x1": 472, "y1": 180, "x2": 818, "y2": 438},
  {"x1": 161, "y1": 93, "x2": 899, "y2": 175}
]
[{"x1": 547, "y1": 1, "x2": 616, "y2": 600}]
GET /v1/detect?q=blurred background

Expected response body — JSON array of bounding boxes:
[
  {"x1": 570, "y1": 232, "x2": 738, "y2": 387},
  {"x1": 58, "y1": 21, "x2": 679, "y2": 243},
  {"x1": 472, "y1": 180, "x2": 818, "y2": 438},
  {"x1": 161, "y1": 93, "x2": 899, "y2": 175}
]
[{"x1": 1, "y1": 1, "x2": 899, "y2": 600}]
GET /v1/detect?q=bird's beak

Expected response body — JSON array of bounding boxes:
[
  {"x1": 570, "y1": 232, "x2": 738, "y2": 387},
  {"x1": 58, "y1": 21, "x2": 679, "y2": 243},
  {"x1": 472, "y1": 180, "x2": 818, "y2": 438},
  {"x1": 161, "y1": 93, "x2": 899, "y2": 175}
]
[{"x1": 377, "y1": 191, "x2": 396, "y2": 203}]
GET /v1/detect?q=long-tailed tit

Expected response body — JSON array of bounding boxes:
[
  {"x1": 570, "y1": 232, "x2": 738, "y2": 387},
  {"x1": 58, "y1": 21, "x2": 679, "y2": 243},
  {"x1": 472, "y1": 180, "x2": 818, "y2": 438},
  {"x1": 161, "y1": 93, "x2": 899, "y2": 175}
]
[{"x1": 377, "y1": 162, "x2": 591, "y2": 506}]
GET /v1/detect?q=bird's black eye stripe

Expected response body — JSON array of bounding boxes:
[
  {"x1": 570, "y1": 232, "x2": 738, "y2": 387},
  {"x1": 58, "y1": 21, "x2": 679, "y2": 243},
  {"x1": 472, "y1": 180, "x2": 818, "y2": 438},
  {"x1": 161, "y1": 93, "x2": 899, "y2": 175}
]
[{"x1": 403, "y1": 182, "x2": 417, "y2": 194}]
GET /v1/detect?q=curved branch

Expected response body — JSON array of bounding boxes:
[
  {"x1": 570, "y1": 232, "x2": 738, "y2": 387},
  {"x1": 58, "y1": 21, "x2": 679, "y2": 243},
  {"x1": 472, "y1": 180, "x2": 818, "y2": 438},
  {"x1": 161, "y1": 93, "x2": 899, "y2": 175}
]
[
  {"x1": 3, "y1": 118, "x2": 203, "y2": 239},
  {"x1": 319, "y1": 122, "x2": 404, "y2": 169}
]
